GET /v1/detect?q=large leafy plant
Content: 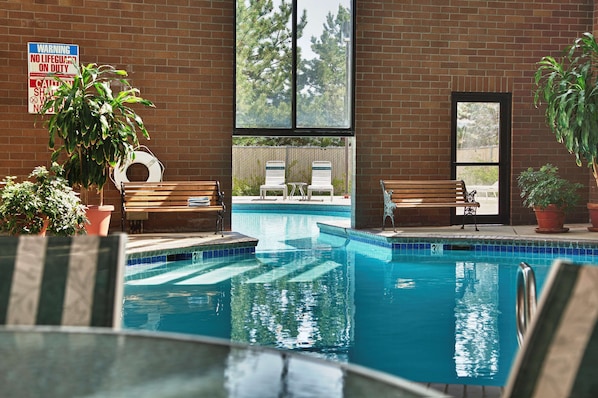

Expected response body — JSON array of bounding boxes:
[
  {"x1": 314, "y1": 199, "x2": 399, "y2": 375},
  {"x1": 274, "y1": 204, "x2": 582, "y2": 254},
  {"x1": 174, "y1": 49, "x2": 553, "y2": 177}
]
[
  {"x1": 534, "y1": 32, "x2": 598, "y2": 187},
  {"x1": 39, "y1": 63, "x2": 154, "y2": 202},
  {"x1": 517, "y1": 164, "x2": 582, "y2": 212},
  {"x1": 0, "y1": 164, "x2": 87, "y2": 235}
]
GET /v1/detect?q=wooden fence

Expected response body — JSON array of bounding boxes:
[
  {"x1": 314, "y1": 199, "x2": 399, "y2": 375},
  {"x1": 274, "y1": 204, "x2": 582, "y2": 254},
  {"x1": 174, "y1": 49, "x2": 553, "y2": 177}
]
[{"x1": 232, "y1": 146, "x2": 352, "y2": 195}]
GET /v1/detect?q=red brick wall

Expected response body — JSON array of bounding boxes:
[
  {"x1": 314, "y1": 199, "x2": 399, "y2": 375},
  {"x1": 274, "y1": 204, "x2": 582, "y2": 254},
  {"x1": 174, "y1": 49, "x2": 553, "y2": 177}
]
[
  {"x1": 0, "y1": 0, "x2": 234, "y2": 233},
  {"x1": 354, "y1": 0, "x2": 594, "y2": 228},
  {"x1": 0, "y1": 0, "x2": 594, "y2": 233}
]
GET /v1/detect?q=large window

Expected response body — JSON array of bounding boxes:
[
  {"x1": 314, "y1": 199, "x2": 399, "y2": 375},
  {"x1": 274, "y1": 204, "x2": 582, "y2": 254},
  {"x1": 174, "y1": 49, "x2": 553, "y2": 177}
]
[{"x1": 235, "y1": 0, "x2": 354, "y2": 136}]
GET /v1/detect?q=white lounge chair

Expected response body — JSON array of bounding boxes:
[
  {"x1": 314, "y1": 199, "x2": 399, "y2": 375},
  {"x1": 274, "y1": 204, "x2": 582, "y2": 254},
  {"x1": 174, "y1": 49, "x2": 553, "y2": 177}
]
[
  {"x1": 259, "y1": 161, "x2": 288, "y2": 199},
  {"x1": 307, "y1": 161, "x2": 334, "y2": 201}
]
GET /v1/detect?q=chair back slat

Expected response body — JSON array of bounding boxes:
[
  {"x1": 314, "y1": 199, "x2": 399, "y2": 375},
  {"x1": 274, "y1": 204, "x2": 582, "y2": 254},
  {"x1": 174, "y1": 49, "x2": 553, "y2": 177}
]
[
  {"x1": 0, "y1": 234, "x2": 126, "y2": 329},
  {"x1": 504, "y1": 259, "x2": 598, "y2": 397},
  {"x1": 311, "y1": 161, "x2": 332, "y2": 186},
  {"x1": 264, "y1": 161, "x2": 286, "y2": 185}
]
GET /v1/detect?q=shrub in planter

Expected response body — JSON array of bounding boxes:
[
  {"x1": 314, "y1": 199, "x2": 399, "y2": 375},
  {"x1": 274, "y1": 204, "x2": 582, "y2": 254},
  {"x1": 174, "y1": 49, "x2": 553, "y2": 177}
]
[
  {"x1": 517, "y1": 164, "x2": 583, "y2": 233},
  {"x1": 0, "y1": 164, "x2": 87, "y2": 235}
]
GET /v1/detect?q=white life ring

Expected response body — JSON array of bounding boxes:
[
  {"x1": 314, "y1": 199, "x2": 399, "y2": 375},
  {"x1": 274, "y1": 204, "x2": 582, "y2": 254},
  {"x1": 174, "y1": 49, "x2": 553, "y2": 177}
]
[{"x1": 113, "y1": 151, "x2": 163, "y2": 190}]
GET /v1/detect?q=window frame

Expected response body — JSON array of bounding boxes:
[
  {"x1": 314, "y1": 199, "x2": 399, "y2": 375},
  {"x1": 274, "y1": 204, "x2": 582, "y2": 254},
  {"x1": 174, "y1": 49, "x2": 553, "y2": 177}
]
[
  {"x1": 450, "y1": 92, "x2": 512, "y2": 226},
  {"x1": 234, "y1": 0, "x2": 355, "y2": 137}
]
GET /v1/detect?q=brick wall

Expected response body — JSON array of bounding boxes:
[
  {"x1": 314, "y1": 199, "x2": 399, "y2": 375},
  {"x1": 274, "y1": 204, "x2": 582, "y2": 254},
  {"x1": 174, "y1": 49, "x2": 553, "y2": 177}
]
[
  {"x1": 0, "y1": 0, "x2": 594, "y2": 233},
  {"x1": 0, "y1": 0, "x2": 234, "y2": 233},
  {"x1": 354, "y1": 0, "x2": 594, "y2": 228}
]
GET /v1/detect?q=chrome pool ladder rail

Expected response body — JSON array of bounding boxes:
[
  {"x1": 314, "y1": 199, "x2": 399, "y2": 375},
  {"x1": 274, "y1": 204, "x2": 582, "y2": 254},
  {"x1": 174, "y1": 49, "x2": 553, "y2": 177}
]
[{"x1": 516, "y1": 261, "x2": 537, "y2": 346}]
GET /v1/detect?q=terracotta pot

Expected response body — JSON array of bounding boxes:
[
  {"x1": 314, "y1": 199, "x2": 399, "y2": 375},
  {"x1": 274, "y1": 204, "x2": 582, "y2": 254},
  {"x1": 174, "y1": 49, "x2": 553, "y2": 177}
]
[
  {"x1": 85, "y1": 205, "x2": 114, "y2": 236},
  {"x1": 587, "y1": 203, "x2": 598, "y2": 232},
  {"x1": 533, "y1": 205, "x2": 569, "y2": 233}
]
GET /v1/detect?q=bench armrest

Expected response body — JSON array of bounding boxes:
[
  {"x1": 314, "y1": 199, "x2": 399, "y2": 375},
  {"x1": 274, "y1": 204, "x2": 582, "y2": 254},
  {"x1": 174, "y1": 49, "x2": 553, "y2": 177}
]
[{"x1": 465, "y1": 189, "x2": 477, "y2": 203}]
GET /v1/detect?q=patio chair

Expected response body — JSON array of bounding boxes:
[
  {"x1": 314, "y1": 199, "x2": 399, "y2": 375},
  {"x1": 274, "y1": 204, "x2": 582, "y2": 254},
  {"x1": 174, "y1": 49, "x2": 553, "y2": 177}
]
[
  {"x1": 259, "y1": 161, "x2": 288, "y2": 199},
  {"x1": 307, "y1": 161, "x2": 334, "y2": 201},
  {"x1": 503, "y1": 259, "x2": 598, "y2": 397},
  {"x1": 0, "y1": 234, "x2": 127, "y2": 329}
]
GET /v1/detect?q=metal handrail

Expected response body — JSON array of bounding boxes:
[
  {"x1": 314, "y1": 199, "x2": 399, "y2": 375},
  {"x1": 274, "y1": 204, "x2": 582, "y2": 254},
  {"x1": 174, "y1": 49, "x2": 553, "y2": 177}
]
[{"x1": 516, "y1": 262, "x2": 537, "y2": 346}]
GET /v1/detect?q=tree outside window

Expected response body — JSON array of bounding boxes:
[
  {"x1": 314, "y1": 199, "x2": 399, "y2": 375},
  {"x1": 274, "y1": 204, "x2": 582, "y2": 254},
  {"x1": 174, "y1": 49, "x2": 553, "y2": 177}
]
[{"x1": 235, "y1": 0, "x2": 353, "y2": 136}]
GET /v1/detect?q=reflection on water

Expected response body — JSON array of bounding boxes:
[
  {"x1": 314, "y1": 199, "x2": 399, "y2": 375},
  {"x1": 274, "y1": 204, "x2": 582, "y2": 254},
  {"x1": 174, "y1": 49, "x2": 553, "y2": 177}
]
[
  {"x1": 454, "y1": 262, "x2": 499, "y2": 378},
  {"x1": 229, "y1": 241, "x2": 354, "y2": 363},
  {"x1": 123, "y1": 211, "x2": 565, "y2": 386},
  {"x1": 123, "y1": 248, "x2": 528, "y2": 386},
  {"x1": 224, "y1": 348, "x2": 345, "y2": 398}
]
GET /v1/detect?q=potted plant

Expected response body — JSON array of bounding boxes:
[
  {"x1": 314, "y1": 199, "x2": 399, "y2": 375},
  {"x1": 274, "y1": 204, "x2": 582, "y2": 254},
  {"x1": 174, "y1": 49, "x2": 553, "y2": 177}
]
[
  {"x1": 517, "y1": 164, "x2": 582, "y2": 233},
  {"x1": 534, "y1": 32, "x2": 598, "y2": 230},
  {"x1": 39, "y1": 63, "x2": 154, "y2": 235},
  {"x1": 0, "y1": 163, "x2": 87, "y2": 236}
]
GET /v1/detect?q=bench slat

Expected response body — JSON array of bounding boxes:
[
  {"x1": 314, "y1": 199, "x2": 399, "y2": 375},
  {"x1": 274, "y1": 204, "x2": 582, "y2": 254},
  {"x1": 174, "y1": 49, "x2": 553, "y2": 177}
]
[
  {"x1": 125, "y1": 206, "x2": 223, "y2": 212},
  {"x1": 125, "y1": 195, "x2": 220, "y2": 202},
  {"x1": 380, "y1": 179, "x2": 479, "y2": 231},
  {"x1": 394, "y1": 202, "x2": 475, "y2": 207},
  {"x1": 121, "y1": 181, "x2": 225, "y2": 235}
]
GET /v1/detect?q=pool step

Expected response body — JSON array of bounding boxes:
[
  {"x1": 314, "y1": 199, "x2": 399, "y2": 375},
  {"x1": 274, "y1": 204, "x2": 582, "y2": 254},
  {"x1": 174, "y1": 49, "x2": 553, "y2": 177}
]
[
  {"x1": 126, "y1": 263, "x2": 216, "y2": 285},
  {"x1": 175, "y1": 265, "x2": 259, "y2": 285},
  {"x1": 126, "y1": 258, "x2": 343, "y2": 286},
  {"x1": 244, "y1": 260, "x2": 312, "y2": 284},
  {"x1": 288, "y1": 260, "x2": 342, "y2": 282}
]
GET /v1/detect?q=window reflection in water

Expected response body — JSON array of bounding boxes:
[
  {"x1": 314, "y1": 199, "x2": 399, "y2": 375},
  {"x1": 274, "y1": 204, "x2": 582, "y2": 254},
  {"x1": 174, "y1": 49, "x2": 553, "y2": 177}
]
[
  {"x1": 230, "y1": 247, "x2": 354, "y2": 362},
  {"x1": 454, "y1": 261, "x2": 499, "y2": 378}
]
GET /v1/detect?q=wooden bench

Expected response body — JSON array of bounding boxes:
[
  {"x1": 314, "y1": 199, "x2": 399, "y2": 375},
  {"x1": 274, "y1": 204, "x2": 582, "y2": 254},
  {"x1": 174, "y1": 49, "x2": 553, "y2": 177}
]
[
  {"x1": 380, "y1": 180, "x2": 480, "y2": 231},
  {"x1": 121, "y1": 181, "x2": 225, "y2": 235}
]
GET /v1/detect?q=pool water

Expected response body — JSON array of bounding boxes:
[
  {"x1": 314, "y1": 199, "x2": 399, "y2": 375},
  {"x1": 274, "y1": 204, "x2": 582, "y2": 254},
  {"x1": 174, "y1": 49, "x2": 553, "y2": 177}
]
[{"x1": 123, "y1": 209, "x2": 572, "y2": 387}]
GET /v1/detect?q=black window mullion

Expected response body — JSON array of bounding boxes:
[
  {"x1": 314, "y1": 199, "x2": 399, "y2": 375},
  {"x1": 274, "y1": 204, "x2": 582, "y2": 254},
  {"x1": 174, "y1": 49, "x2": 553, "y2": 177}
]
[{"x1": 291, "y1": 0, "x2": 297, "y2": 131}]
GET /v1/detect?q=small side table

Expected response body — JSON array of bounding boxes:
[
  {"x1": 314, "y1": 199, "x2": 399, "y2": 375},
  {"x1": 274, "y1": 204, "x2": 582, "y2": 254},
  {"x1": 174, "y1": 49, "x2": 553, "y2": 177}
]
[{"x1": 288, "y1": 182, "x2": 307, "y2": 200}]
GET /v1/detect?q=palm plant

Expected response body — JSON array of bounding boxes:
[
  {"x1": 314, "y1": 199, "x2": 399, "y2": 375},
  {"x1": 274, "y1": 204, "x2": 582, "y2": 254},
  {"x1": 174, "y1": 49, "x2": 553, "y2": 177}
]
[
  {"x1": 39, "y1": 63, "x2": 154, "y2": 204},
  {"x1": 534, "y1": 32, "x2": 598, "y2": 187}
]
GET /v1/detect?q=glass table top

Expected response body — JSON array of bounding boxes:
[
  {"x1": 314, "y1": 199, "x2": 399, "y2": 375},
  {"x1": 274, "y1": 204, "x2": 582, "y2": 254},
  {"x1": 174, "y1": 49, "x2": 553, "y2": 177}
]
[{"x1": 0, "y1": 326, "x2": 445, "y2": 397}]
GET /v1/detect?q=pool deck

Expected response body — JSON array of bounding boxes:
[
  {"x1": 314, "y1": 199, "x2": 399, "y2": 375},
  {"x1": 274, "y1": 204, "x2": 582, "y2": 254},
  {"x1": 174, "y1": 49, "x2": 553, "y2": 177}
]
[
  {"x1": 123, "y1": 195, "x2": 598, "y2": 398},
  {"x1": 127, "y1": 195, "x2": 598, "y2": 257}
]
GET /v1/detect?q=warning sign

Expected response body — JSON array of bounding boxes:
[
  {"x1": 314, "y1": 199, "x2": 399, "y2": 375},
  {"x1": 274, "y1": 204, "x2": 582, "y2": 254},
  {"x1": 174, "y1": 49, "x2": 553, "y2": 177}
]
[{"x1": 27, "y1": 42, "x2": 79, "y2": 114}]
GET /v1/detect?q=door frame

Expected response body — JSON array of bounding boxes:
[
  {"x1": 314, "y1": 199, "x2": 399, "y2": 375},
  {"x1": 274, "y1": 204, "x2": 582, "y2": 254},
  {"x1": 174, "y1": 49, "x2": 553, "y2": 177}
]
[{"x1": 450, "y1": 92, "x2": 512, "y2": 226}]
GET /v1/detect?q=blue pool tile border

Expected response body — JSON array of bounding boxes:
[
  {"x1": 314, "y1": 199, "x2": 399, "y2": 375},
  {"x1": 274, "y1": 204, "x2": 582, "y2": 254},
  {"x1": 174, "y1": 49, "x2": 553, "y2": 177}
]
[
  {"x1": 317, "y1": 223, "x2": 598, "y2": 261},
  {"x1": 127, "y1": 245, "x2": 256, "y2": 266},
  {"x1": 127, "y1": 223, "x2": 598, "y2": 266}
]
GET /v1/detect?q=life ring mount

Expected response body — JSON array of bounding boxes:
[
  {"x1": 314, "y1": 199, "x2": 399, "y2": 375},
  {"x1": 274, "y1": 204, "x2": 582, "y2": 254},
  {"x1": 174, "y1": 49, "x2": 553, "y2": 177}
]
[{"x1": 112, "y1": 149, "x2": 163, "y2": 191}]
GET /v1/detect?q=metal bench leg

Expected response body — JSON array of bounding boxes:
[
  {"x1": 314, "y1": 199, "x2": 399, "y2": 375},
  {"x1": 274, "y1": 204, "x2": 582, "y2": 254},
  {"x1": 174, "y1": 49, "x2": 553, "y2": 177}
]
[
  {"x1": 382, "y1": 211, "x2": 396, "y2": 232},
  {"x1": 381, "y1": 186, "x2": 397, "y2": 232},
  {"x1": 129, "y1": 220, "x2": 143, "y2": 234},
  {"x1": 215, "y1": 211, "x2": 224, "y2": 237},
  {"x1": 461, "y1": 206, "x2": 479, "y2": 231}
]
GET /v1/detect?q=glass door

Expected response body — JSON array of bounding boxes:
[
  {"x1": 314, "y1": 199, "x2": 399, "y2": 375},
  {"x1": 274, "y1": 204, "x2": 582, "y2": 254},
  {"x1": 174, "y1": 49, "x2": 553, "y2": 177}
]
[{"x1": 451, "y1": 92, "x2": 511, "y2": 225}]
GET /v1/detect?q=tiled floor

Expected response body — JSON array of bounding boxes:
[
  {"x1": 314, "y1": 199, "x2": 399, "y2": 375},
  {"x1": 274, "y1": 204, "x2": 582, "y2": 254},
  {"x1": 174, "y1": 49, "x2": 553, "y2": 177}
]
[
  {"x1": 421, "y1": 383, "x2": 503, "y2": 398},
  {"x1": 123, "y1": 197, "x2": 598, "y2": 398}
]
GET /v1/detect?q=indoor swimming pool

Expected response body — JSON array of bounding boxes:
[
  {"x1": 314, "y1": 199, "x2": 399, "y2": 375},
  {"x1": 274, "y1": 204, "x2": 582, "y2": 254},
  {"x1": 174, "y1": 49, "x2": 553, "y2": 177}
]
[{"x1": 122, "y1": 208, "x2": 593, "y2": 387}]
